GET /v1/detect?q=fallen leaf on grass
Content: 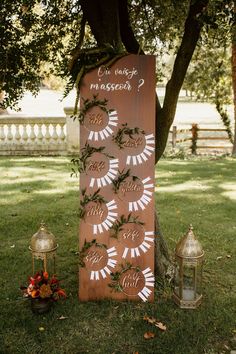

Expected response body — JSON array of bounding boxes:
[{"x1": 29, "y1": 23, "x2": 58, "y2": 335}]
[
  {"x1": 216, "y1": 256, "x2": 223, "y2": 260},
  {"x1": 57, "y1": 315, "x2": 68, "y2": 320},
  {"x1": 144, "y1": 332, "x2": 155, "y2": 340},
  {"x1": 143, "y1": 315, "x2": 167, "y2": 331},
  {"x1": 155, "y1": 322, "x2": 167, "y2": 331},
  {"x1": 143, "y1": 315, "x2": 156, "y2": 324},
  {"x1": 38, "y1": 327, "x2": 45, "y2": 332},
  {"x1": 10, "y1": 244, "x2": 15, "y2": 248},
  {"x1": 226, "y1": 255, "x2": 231, "y2": 258}
]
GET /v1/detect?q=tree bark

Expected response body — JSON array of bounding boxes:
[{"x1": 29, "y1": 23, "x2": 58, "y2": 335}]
[
  {"x1": 231, "y1": 1, "x2": 236, "y2": 156},
  {"x1": 118, "y1": 0, "x2": 144, "y2": 54},
  {"x1": 154, "y1": 211, "x2": 172, "y2": 279},
  {"x1": 155, "y1": 0, "x2": 208, "y2": 162},
  {"x1": 78, "y1": 0, "x2": 208, "y2": 278},
  {"x1": 79, "y1": 0, "x2": 122, "y2": 50}
]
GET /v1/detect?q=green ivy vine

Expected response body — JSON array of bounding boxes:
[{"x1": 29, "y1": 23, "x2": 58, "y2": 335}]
[
  {"x1": 79, "y1": 189, "x2": 107, "y2": 219},
  {"x1": 112, "y1": 169, "x2": 138, "y2": 194},
  {"x1": 71, "y1": 142, "x2": 114, "y2": 176},
  {"x1": 73, "y1": 94, "x2": 114, "y2": 124}
]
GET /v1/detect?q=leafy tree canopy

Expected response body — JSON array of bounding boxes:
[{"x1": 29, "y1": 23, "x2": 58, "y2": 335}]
[
  {"x1": 0, "y1": 0, "x2": 234, "y2": 111},
  {"x1": 0, "y1": 0, "x2": 81, "y2": 108}
]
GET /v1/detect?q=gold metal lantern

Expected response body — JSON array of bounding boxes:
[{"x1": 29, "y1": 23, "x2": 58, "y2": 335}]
[
  {"x1": 173, "y1": 225, "x2": 204, "y2": 309},
  {"x1": 29, "y1": 223, "x2": 58, "y2": 273}
]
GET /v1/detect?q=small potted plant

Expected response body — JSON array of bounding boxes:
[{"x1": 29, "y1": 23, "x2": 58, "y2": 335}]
[{"x1": 21, "y1": 270, "x2": 66, "y2": 314}]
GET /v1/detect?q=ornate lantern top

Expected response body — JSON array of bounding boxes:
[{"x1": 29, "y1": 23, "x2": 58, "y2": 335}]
[
  {"x1": 29, "y1": 222, "x2": 58, "y2": 254},
  {"x1": 175, "y1": 225, "x2": 204, "y2": 259}
]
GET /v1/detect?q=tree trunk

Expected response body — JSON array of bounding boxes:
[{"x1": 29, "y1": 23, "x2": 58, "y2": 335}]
[
  {"x1": 155, "y1": 0, "x2": 208, "y2": 162},
  {"x1": 231, "y1": 1, "x2": 236, "y2": 156},
  {"x1": 79, "y1": 0, "x2": 123, "y2": 50},
  {"x1": 0, "y1": 91, "x2": 7, "y2": 115},
  {"x1": 77, "y1": 0, "x2": 208, "y2": 278}
]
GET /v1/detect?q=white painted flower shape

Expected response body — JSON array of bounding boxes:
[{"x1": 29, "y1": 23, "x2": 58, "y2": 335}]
[
  {"x1": 126, "y1": 134, "x2": 155, "y2": 165},
  {"x1": 89, "y1": 159, "x2": 119, "y2": 188},
  {"x1": 128, "y1": 177, "x2": 154, "y2": 211},
  {"x1": 90, "y1": 247, "x2": 118, "y2": 281},
  {"x1": 122, "y1": 231, "x2": 154, "y2": 259},
  {"x1": 93, "y1": 200, "x2": 118, "y2": 234},
  {"x1": 88, "y1": 110, "x2": 118, "y2": 141},
  {"x1": 138, "y1": 267, "x2": 155, "y2": 302}
]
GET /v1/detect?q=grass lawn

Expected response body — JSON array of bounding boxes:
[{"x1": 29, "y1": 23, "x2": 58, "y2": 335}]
[{"x1": 0, "y1": 156, "x2": 235, "y2": 354}]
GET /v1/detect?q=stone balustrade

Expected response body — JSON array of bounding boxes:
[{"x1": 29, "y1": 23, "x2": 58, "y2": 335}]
[{"x1": 0, "y1": 108, "x2": 80, "y2": 155}]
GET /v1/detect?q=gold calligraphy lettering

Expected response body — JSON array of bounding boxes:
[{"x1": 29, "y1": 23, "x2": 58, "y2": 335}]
[
  {"x1": 89, "y1": 113, "x2": 103, "y2": 125},
  {"x1": 85, "y1": 250, "x2": 104, "y2": 265},
  {"x1": 87, "y1": 205, "x2": 104, "y2": 220},
  {"x1": 122, "y1": 229, "x2": 140, "y2": 241},
  {"x1": 121, "y1": 181, "x2": 142, "y2": 196},
  {"x1": 88, "y1": 160, "x2": 105, "y2": 172},
  {"x1": 123, "y1": 137, "x2": 143, "y2": 148},
  {"x1": 122, "y1": 272, "x2": 142, "y2": 288}
]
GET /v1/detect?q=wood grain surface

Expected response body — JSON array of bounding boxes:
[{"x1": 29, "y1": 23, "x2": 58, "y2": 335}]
[{"x1": 78, "y1": 54, "x2": 156, "y2": 302}]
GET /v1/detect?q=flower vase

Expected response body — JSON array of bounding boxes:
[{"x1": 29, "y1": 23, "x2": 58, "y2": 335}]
[{"x1": 31, "y1": 298, "x2": 51, "y2": 314}]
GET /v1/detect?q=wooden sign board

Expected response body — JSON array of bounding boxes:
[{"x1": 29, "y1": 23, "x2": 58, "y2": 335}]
[{"x1": 78, "y1": 54, "x2": 156, "y2": 302}]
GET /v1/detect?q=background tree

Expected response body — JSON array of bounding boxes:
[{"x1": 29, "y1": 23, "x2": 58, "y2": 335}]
[
  {"x1": 232, "y1": 0, "x2": 236, "y2": 155},
  {"x1": 0, "y1": 0, "x2": 81, "y2": 108},
  {"x1": 1, "y1": 0, "x2": 233, "y2": 276},
  {"x1": 183, "y1": 45, "x2": 233, "y2": 142},
  {"x1": 183, "y1": 0, "x2": 235, "y2": 154}
]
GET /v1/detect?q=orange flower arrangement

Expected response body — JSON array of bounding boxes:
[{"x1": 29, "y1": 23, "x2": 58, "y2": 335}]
[{"x1": 21, "y1": 271, "x2": 66, "y2": 301}]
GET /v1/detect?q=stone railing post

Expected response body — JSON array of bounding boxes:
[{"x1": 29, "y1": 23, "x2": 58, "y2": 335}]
[{"x1": 64, "y1": 107, "x2": 80, "y2": 154}]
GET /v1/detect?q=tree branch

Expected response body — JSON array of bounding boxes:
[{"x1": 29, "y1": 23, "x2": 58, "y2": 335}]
[
  {"x1": 68, "y1": 15, "x2": 86, "y2": 72},
  {"x1": 118, "y1": 0, "x2": 144, "y2": 54},
  {"x1": 80, "y1": 0, "x2": 122, "y2": 49},
  {"x1": 155, "y1": 0, "x2": 209, "y2": 162}
]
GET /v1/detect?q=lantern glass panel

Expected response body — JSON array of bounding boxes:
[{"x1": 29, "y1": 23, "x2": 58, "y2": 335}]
[
  {"x1": 196, "y1": 262, "x2": 203, "y2": 297},
  {"x1": 32, "y1": 252, "x2": 56, "y2": 274},
  {"x1": 174, "y1": 263, "x2": 181, "y2": 297},
  {"x1": 182, "y1": 265, "x2": 195, "y2": 301},
  {"x1": 33, "y1": 257, "x2": 45, "y2": 273}
]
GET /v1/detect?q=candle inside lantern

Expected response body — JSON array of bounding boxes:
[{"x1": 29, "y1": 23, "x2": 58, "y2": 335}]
[{"x1": 182, "y1": 288, "x2": 195, "y2": 301}]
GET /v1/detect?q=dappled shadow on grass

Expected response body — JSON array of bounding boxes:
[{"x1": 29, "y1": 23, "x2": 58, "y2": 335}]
[
  {"x1": 155, "y1": 158, "x2": 236, "y2": 241},
  {"x1": 155, "y1": 159, "x2": 236, "y2": 276},
  {"x1": 0, "y1": 187, "x2": 79, "y2": 254},
  {"x1": 0, "y1": 156, "x2": 73, "y2": 170},
  {"x1": 156, "y1": 157, "x2": 236, "y2": 189},
  {"x1": 0, "y1": 156, "x2": 79, "y2": 208},
  {"x1": 0, "y1": 157, "x2": 80, "y2": 327}
]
